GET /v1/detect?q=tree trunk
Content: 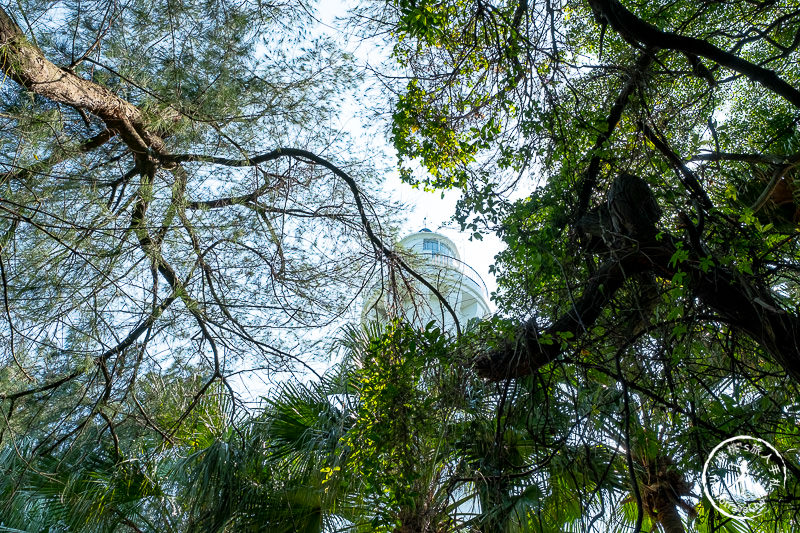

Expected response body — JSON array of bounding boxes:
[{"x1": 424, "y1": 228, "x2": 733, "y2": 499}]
[
  {"x1": 0, "y1": 7, "x2": 173, "y2": 167},
  {"x1": 654, "y1": 498, "x2": 686, "y2": 533},
  {"x1": 477, "y1": 234, "x2": 800, "y2": 383}
]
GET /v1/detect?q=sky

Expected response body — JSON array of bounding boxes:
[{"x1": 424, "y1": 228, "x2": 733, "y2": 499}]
[
  {"x1": 233, "y1": 3, "x2": 506, "y2": 402},
  {"x1": 315, "y1": 0, "x2": 505, "y2": 302}
]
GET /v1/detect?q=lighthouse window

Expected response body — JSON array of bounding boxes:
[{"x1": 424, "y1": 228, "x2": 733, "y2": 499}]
[{"x1": 423, "y1": 239, "x2": 453, "y2": 257}]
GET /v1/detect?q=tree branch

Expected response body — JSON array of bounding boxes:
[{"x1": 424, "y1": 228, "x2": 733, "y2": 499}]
[
  {"x1": 477, "y1": 233, "x2": 800, "y2": 383},
  {"x1": 576, "y1": 51, "x2": 654, "y2": 221},
  {"x1": 167, "y1": 148, "x2": 464, "y2": 334},
  {"x1": 0, "y1": 8, "x2": 166, "y2": 166},
  {"x1": 588, "y1": 0, "x2": 800, "y2": 108},
  {"x1": 641, "y1": 122, "x2": 713, "y2": 209},
  {"x1": 474, "y1": 248, "x2": 644, "y2": 379}
]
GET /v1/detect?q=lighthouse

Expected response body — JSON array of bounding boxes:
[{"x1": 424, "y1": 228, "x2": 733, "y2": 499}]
[{"x1": 362, "y1": 229, "x2": 490, "y2": 331}]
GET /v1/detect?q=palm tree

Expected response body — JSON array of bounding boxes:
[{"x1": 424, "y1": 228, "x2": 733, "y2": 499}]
[
  {"x1": 0, "y1": 437, "x2": 172, "y2": 532},
  {"x1": 172, "y1": 366, "x2": 356, "y2": 532}
]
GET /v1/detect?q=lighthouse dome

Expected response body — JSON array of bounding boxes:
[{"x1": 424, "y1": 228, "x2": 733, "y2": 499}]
[{"x1": 361, "y1": 229, "x2": 489, "y2": 331}]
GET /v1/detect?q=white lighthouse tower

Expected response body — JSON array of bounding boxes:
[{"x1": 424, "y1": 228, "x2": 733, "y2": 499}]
[{"x1": 361, "y1": 229, "x2": 490, "y2": 331}]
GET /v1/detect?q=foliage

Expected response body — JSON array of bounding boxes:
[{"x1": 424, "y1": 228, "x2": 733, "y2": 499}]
[
  {"x1": 353, "y1": 0, "x2": 800, "y2": 530},
  {"x1": 342, "y1": 320, "x2": 457, "y2": 531},
  {"x1": 4, "y1": 0, "x2": 800, "y2": 531}
]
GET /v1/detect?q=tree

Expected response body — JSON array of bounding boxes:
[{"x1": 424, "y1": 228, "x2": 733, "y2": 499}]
[
  {"x1": 146, "y1": 321, "x2": 466, "y2": 532},
  {"x1": 357, "y1": 0, "x2": 800, "y2": 529},
  {"x1": 0, "y1": 1, "x2": 411, "y2": 527},
  {"x1": 5, "y1": 0, "x2": 800, "y2": 530}
]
